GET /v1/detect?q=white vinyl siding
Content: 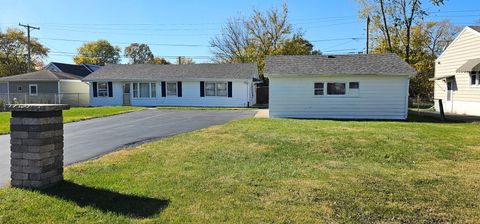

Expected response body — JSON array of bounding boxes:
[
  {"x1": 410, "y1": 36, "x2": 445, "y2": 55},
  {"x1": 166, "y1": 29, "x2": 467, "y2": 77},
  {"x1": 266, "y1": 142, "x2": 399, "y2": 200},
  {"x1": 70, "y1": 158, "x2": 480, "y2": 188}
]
[
  {"x1": 90, "y1": 82, "x2": 123, "y2": 106},
  {"x1": 433, "y1": 27, "x2": 480, "y2": 115},
  {"x1": 434, "y1": 28, "x2": 480, "y2": 102},
  {"x1": 0, "y1": 83, "x2": 7, "y2": 94},
  {"x1": 89, "y1": 80, "x2": 253, "y2": 107},
  {"x1": 269, "y1": 75, "x2": 409, "y2": 120},
  {"x1": 58, "y1": 80, "x2": 90, "y2": 106}
]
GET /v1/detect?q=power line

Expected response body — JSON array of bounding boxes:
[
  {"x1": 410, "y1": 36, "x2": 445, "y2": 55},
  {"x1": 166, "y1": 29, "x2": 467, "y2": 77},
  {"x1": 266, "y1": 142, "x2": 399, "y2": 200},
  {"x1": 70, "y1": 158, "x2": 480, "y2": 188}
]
[
  {"x1": 38, "y1": 37, "x2": 210, "y2": 47},
  {"x1": 310, "y1": 37, "x2": 365, "y2": 42},
  {"x1": 48, "y1": 51, "x2": 213, "y2": 59}
]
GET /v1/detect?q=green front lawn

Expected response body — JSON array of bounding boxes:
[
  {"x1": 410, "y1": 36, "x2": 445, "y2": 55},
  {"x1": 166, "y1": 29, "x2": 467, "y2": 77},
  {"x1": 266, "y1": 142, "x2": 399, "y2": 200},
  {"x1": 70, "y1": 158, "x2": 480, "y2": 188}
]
[
  {"x1": 1, "y1": 117, "x2": 479, "y2": 223},
  {"x1": 0, "y1": 106, "x2": 143, "y2": 135}
]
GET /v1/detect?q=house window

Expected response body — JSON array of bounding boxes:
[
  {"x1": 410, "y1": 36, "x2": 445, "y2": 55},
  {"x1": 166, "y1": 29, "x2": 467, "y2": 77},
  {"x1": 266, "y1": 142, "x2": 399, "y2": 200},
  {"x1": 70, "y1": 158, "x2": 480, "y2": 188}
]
[
  {"x1": 205, "y1": 82, "x2": 216, "y2": 96},
  {"x1": 132, "y1": 82, "x2": 156, "y2": 98},
  {"x1": 151, "y1": 83, "x2": 156, "y2": 97},
  {"x1": 217, "y1": 82, "x2": 228, "y2": 96},
  {"x1": 97, "y1": 82, "x2": 109, "y2": 97},
  {"x1": 348, "y1": 82, "x2": 359, "y2": 96},
  {"x1": 470, "y1": 72, "x2": 479, "y2": 86},
  {"x1": 167, "y1": 82, "x2": 177, "y2": 96},
  {"x1": 349, "y1": 82, "x2": 359, "y2": 89},
  {"x1": 17, "y1": 86, "x2": 22, "y2": 91},
  {"x1": 327, "y1": 83, "x2": 346, "y2": 95},
  {"x1": 133, "y1": 83, "x2": 138, "y2": 98},
  {"x1": 205, "y1": 82, "x2": 228, "y2": 97},
  {"x1": 314, "y1": 83, "x2": 324, "y2": 95},
  {"x1": 29, "y1": 84, "x2": 38, "y2": 96}
]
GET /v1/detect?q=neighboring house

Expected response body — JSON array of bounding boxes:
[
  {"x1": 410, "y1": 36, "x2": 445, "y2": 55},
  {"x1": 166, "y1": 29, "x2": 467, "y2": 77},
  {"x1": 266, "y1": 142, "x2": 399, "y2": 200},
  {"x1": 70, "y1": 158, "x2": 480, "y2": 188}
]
[
  {"x1": 431, "y1": 26, "x2": 480, "y2": 116},
  {"x1": 0, "y1": 62, "x2": 96, "y2": 106},
  {"x1": 265, "y1": 54, "x2": 416, "y2": 120},
  {"x1": 83, "y1": 63, "x2": 259, "y2": 107},
  {"x1": 44, "y1": 62, "x2": 100, "y2": 75}
]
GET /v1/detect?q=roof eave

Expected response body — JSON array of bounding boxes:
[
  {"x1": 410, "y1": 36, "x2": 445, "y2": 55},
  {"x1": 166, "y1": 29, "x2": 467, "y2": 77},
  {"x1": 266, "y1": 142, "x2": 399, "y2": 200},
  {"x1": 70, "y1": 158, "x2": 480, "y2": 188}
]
[
  {"x1": 82, "y1": 77, "x2": 254, "y2": 82},
  {"x1": 265, "y1": 72, "x2": 415, "y2": 78}
]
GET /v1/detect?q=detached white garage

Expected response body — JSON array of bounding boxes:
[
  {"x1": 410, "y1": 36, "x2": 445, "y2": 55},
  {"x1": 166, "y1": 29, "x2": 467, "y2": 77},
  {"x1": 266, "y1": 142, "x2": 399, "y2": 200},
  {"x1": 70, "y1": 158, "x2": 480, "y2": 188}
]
[{"x1": 265, "y1": 54, "x2": 416, "y2": 120}]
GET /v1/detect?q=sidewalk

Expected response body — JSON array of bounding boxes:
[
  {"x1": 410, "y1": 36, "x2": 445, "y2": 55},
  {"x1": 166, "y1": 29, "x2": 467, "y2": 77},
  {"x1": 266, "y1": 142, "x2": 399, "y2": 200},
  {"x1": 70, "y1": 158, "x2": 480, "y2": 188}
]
[{"x1": 254, "y1": 109, "x2": 269, "y2": 118}]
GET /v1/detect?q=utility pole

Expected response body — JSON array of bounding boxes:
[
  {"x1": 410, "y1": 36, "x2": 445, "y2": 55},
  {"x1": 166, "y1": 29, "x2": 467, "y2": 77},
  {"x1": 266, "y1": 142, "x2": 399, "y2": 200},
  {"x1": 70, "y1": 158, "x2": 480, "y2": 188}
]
[
  {"x1": 178, "y1": 56, "x2": 182, "y2": 65},
  {"x1": 18, "y1": 23, "x2": 40, "y2": 72},
  {"x1": 366, "y1": 16, "x2": 370, "y2": 54}
]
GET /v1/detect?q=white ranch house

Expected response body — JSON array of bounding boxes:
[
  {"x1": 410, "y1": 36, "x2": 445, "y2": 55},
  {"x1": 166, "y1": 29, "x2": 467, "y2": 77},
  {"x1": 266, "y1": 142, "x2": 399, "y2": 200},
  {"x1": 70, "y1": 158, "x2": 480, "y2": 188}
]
[
  {"x1": 431, "y1": 26, "x2": 480, "y2": 116},
  {"x1": 82, "y1": 63, "x2": 259, "y2": 107},
  {"x1": 265, "y1": 54, "x2": 416, "y2": 120}
]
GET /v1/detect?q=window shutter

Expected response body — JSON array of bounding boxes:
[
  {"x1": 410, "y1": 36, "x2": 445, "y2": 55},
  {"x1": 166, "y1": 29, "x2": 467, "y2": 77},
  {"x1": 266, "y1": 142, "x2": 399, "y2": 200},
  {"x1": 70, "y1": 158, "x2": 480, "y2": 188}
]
[
  {"x1": 200, "y1": 81, "x2": 205, "y2": 97},
  {"x1": 108, "y1": 82, "x2": 113, "y2": 97},
  {"x1": 228, "y1": 81, "x2": 232, "y2": 98},
  {"x1": 161, "y1": 81, "x2": 166, "y2": 97},
  {"x1": 92, "y1": 82, "x2": 98, "y2": 97},
  {"x1": 177, "y1": 81, "x2": 182, "y2": 97}
]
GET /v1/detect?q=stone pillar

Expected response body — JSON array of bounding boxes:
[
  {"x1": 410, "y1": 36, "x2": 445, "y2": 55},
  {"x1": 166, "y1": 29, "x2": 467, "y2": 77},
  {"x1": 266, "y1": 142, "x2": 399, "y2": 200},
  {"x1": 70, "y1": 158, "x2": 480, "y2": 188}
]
[{"x1": 7, "y1": 104, "x2": 70, "y2": 189}]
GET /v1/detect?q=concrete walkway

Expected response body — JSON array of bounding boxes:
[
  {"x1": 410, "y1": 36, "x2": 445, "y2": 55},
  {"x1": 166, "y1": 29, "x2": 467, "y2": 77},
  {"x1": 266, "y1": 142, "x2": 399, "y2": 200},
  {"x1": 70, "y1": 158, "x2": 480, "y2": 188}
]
[{"x1": 254, "y1": 109, "x2": 269, "y2": 118}]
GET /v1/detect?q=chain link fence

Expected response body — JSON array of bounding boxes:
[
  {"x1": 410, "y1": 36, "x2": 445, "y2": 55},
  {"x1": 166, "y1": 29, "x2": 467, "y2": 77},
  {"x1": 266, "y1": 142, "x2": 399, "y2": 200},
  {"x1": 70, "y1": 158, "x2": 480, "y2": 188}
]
[
  {"x1": 409, "y1": 97, "x2": 434, "y2": 112},
  {"x1": 0, "y1": 93, "x2": 89, "y2": 111}
]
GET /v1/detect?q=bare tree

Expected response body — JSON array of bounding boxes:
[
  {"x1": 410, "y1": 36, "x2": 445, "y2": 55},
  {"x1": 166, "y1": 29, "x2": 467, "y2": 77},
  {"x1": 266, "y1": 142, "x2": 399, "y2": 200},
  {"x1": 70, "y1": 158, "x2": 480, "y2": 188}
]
[
  {"x1": 210, "y1": 3, "x2": 318, "y2": 78},
  {"x1": 246, "y1": 3, "x2": 293, "y2": 56},
  {"x1": 357, "y1": 0, "x2": 395, "y2": 52},
  {"x1": 425, "y1": 20, "x2": 460, "y2": 57},
  {"x1": 210, "y1": 17, "x2": 252, "y2": 63},
  {"x1": 392, "y1": 0, "x2": 444, "y2": 62}
]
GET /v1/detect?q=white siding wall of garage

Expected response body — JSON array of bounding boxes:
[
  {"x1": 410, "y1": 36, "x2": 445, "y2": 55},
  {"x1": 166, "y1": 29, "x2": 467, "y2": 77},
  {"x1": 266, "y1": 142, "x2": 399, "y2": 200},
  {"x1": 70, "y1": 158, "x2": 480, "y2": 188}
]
[
  {"x1": 89, "y1": 80, "x2": 254, "y2": 107},
  {"x1": 434, "y1": 27, "x2": 480, "y2": 115},
  {"x1": 59, "y1": 80, "x2": 90, "y2": 106},
  {"x1": 269, "y1": 75, "x2": 409, "y2": 120}
]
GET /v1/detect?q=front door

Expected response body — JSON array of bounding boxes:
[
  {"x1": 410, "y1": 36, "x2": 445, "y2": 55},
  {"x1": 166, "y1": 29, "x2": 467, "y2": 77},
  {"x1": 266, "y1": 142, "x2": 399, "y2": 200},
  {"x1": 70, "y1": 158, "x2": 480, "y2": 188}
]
[
  {"x1": 123, "y1": 83, "x2": 131, "y2": 106},
  {"x1": 446, "y1": 79, "x2": 453, "y2": 112}
]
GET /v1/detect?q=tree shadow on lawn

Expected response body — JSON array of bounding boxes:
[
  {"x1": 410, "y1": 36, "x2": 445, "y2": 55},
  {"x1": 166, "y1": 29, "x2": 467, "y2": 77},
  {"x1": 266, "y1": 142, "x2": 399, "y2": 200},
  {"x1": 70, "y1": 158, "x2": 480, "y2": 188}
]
[{"x1": 39, "y1": 181, "x2": 169, "y2": 218}]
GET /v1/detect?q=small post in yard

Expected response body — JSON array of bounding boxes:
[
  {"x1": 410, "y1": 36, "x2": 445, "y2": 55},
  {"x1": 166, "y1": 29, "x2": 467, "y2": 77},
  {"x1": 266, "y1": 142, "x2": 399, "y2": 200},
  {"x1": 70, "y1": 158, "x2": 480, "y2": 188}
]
[
  {"x1": 7, "y1": 104, "x2": 70, "y2": 189},
  {"x1": 438, "y1": 99, "x2": 445, "y2": 121}
]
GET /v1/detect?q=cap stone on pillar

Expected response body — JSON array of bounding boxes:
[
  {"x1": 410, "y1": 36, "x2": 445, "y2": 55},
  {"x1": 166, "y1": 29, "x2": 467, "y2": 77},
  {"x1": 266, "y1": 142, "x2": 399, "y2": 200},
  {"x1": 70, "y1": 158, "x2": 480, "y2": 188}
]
[{"x1": 6, "y1": 104, "x2": 70, "y2": 112}]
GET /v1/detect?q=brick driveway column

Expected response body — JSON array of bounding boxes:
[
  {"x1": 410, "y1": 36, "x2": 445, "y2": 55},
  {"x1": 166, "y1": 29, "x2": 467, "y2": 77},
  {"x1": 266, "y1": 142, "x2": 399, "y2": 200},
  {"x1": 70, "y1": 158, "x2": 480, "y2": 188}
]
[{"x1": 7, "y1": 104, "x2": 70, "y2": 189}]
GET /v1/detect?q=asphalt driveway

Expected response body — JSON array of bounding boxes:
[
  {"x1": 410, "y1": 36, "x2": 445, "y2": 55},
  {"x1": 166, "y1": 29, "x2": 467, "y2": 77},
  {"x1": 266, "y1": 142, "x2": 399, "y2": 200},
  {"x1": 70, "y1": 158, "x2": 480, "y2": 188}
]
[{"x1": 0, "y1": 109, "x2": 256, "y2": 185}]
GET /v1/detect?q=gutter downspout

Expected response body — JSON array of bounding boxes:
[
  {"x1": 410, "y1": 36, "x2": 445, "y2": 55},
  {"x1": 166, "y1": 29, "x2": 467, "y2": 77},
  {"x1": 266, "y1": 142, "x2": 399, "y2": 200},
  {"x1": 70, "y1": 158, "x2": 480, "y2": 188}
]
[
  {"x1": 57, "y1": 81, "x2": 61, "y2": 104},
  {"x1": 405, "y1": 78, "x2": 410, "y2": 120},
  {"x1": 246, "y1": 81, "x2": 249, "y2": 108},
  {"x1": 7, "y1": 82, "x2": 10, "y2": 104}
]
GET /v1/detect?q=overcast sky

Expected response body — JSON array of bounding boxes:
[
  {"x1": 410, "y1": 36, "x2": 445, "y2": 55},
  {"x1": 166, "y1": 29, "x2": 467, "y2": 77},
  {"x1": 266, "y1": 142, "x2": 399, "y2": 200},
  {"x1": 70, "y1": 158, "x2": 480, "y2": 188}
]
[{"x1": 1, "y1": 0, "x2": 479, "y2": 64}]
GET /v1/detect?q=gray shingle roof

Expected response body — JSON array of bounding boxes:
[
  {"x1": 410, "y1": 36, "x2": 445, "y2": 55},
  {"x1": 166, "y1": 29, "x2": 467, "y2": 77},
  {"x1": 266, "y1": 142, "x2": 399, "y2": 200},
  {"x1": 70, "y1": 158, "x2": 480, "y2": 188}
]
[
  {"x1": 469, "y1": 26, "x2": 480, "y2": 32},
  {"x1": 83, "y1": 63, "x2": 259, "y2": 81},
  {"x1": 264, "y1": 54, "x2": 416, "y2": 76},
  {"x1": 0, "y1": 70, "x2": 84, "y2": 82}
]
